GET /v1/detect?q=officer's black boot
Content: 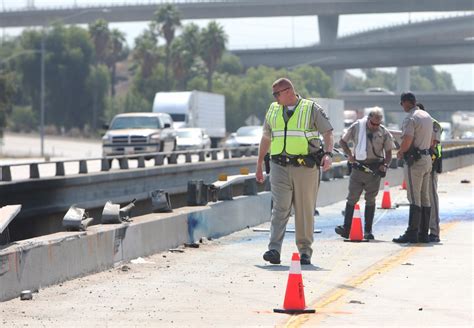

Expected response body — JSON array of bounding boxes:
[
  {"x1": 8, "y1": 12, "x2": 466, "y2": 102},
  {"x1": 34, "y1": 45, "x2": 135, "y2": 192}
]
[
  {"x1": 364, "y1": 205, "x2": 376, "y2": 240},
  {"x1": 335, "y1": 203, "x2": 354, "y2": 239},
  {"x1": 393, "y1": 205, "x2": 421, "y2": 243},
  {"x1": 418, "y1": 207, "x2": 431, "y2": 243}
]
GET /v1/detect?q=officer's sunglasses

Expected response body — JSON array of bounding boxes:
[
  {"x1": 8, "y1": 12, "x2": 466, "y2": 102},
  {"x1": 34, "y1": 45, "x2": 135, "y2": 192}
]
[
  {"x1": 369, "y1": 120, "x2": 381, "y2": 127},
  {"x1": 272, "y1": 87, "x2": 290, "y2": 98}
]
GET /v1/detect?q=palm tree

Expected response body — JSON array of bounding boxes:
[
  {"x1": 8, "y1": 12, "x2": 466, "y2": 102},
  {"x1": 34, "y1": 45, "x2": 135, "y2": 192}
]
[
  {"x1": 133, "y1": 29, "x2": 160, "y2": 79},
  {"x1": 106, "y1": 29, "x2": 127, "y2": 97},
  {"x1": 88, "y1": 19, "x2": 110, "y2": 65},
  {"x1": 152, "y1": 4, "x2": 181, "y2": 90},
  {"x1": 200, "y1": 21, "x2": 227, "y2": 91},
  {"x1": 171, "y1": 23, "x2": 201, "y2": 90}
]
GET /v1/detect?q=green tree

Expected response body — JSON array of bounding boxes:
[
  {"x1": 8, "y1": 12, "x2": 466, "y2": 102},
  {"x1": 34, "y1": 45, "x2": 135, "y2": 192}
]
[
  {"x1": 152, "y1": 4, "x2": 181, "y2": 90},
  {"x1": 87, "y1": 64, "x2": 110, "y2": 130},
  {"x1": 171, "y1": 23, "x2": 201, "y2": 90},
  {"x1": 89, "y1": 19, "x2": 110, "y2": 65},
  {"x1": 133, "y1": 29, "x2": 160, "y2": 79},
  {"x1": 0, "y1": 73, "x2": 16, "y2": 136},
  {"x1": 217, "y1": 52, "x2": 243, "y2": 75},
  {"x1": 106, "y1": 28, "x2": 128, "y2": 97},
  {"x1": 200, "y1": 21, "x2": 227, "y2": 91}
]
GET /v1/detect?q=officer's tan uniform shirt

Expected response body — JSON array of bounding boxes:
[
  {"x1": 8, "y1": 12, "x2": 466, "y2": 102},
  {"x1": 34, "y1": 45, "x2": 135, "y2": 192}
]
[
  {"x1": 401, "y1": 107, "x2": 433, "y2": 150},
  {"x1": 262, "y1": 97, "x2": 333, "y2": 156},
  {"x1": 342, "y1": 120, "x2": 393, "y2": 164}
]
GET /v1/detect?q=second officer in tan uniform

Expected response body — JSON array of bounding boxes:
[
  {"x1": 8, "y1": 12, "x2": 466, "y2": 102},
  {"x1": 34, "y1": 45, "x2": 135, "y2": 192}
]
[
  {"x1": 335, "y1": 107, "x2": 393, "y2": 240},
  {"x1": 393, "y1": 92, "x2": 433, "y2": 243},
  {"x1": 256, "y1": 78, "x2": 333, "y2": 265}
]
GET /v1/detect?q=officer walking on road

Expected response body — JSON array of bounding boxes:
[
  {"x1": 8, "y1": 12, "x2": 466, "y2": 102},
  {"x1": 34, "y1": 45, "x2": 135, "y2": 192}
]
[
  {"x1": 256, "y1": 78, "x2": 334, "y2": 265},
  {"x1": 393, "y1": 93, "x2": 433, "y2": 243},
  {"x1": 417, "y1": 103, "x2": 443, "y2": 243},
  {"x1": 335, "y1": 107, "x2": 393, "y2": 240}
]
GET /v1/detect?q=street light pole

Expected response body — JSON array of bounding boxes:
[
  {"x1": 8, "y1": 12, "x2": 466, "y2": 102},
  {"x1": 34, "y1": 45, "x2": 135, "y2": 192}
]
[{"x1": 40, "y1": 33, "x2": 45, "y2": 157}]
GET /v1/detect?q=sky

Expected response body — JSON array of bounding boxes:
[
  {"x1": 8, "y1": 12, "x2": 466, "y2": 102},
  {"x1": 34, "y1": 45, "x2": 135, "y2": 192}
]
[{"x1": 1, "y1": 1, "x2": 473, "y2": 90}]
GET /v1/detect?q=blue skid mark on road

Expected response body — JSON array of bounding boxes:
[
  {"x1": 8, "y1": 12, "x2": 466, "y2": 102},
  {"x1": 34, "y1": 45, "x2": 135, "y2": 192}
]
[{"x1": 187, "y1": 212, "x2": 208, "y2": 243}]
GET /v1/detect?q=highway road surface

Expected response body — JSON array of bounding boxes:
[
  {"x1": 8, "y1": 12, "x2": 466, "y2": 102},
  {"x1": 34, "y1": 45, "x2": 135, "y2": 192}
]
[{"x1": 0, "y1": 165, "x2": 472, "y2": 327}]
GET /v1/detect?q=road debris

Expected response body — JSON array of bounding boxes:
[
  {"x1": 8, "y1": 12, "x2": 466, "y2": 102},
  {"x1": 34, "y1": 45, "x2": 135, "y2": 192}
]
[{"x1": 20, "y1": 290, "x2": 33, "y2": 301}]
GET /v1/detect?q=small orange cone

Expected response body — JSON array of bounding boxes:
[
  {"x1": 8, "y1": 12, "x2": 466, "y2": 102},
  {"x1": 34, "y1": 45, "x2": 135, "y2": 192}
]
[
  {"x1": 401, "y1": 179, "x2": 407, "y2": 190},
  {"x1": 274, "y1": 253, "x2": 315, "y2": 314},
  {"x1": 381, "y1": 181, "x2": 393, "y2": 209},
  {"x1": 344, "y1": 204, "x2": 367, "y2": 242}
]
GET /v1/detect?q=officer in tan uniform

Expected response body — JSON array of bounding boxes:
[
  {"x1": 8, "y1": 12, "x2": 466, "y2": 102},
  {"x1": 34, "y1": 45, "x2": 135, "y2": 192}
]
[
  {"x1": 417, "y1": 103, "x2": 443, "y2": 242},
  {"x1": 256, "y1": 78, "x2": 334, "y2": 265},
  {"x1": 335, "y1": 108, "x2": 393, "y2": 240},
  {"x1": 393, "y1": 93, "x2": 433, "y2": 243}
]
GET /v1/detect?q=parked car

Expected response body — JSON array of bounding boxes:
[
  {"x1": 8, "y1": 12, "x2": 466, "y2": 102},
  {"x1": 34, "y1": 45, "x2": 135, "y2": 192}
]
[
  {"x1": 176, "y1": 128, "x2": 211, "y2": 151},
  {"x1": 225, "y1": 125, "x2": 262, "y2": 156},
  {"x1": 102, "y1": 113, "x2": 176, "y2": 158}
]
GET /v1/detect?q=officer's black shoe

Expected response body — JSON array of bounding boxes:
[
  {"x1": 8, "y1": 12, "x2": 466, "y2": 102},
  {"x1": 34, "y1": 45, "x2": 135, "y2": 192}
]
[
  {"x1": 364, "y1": 232, "x2": 375, "y2": 240},
  {"x1": 417, "y1": 233, "x2": 430, "y2": 243},
  {"x1": 300, "y1": 254, "x2": 311, "y2": 265},
  {"x1": 335, "y1": 225, "x2": 349, "y2": 239},
  {"x1": 263, "y1": 249, "x2": 281, "y2": 264},
  {"x1": 429, "y1": 234, "x2": 440, "y2": 243},
  {"x1": 393, "y1": 231, "x2": 418, "y2": 243}
]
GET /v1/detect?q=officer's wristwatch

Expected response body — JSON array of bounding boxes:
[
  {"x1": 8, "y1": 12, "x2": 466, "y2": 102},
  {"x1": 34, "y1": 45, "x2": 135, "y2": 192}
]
[{"x1": 323, "y1": 151, "x2": 333, "y2": 158}]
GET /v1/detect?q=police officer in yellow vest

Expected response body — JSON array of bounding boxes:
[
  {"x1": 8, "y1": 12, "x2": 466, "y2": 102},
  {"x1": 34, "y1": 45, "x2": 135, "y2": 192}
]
[
  {"x1": 393, "y1": 92, "x2": 433, "y2": 243},
  {"x1": 417, "y1": 103, "x2": 443, "y2": 243},
  {"x1": 256, "y1": 78, "x2": 334, "y2": 265}
]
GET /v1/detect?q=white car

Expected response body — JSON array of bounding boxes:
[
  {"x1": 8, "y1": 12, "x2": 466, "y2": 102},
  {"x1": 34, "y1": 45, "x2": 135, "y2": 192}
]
[
  {"x1": 364, "y1": 87, "x2": 395, "y2": 95},
  {"x1": 176, "y1": 128, "x2": 211, "y2": 151},
  {"x1": 225, "y1": 125, "x2": 262, "y2": 156}
]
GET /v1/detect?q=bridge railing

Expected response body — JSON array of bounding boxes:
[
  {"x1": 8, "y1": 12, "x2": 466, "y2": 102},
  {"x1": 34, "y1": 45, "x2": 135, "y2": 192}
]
[{"x1": 0, "y1": 145, "x2": 258, "y2": 182}]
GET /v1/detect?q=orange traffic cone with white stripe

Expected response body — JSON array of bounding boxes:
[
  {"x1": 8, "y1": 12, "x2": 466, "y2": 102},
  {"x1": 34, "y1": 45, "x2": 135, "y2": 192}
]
[
  {"x1": 344, "y1": 204, "x2": 368, "y2": 242},
  {"x1": 274, "y1": 253, "x2": 315, "y2": 314},
  {"x1": 380, "y1": 181, "x2": 394, "y2": 209}
]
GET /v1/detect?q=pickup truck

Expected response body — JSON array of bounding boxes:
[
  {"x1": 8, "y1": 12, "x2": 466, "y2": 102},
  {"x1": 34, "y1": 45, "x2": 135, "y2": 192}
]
[{"x1": 102, "y1": 112, "x2": 176, "y2": 158}]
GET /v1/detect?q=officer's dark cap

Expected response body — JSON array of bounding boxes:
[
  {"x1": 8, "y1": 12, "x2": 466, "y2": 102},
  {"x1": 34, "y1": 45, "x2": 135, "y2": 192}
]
[{"x1": 400, "y1": 92, "x2": 416, "y2": 103}]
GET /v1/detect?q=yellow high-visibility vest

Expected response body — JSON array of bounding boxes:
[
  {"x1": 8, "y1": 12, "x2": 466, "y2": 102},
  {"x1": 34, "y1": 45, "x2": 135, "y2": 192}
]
[{"x1": 265, "y1": 98, "x2": 320, "y2": 156}]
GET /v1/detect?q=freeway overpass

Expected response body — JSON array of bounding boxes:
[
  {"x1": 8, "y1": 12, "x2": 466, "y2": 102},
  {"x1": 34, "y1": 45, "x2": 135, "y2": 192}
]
[
  {"x1": 232, "y1": 39, "x2": 474, "y2": 70},
  {"x1": 338, "y1": 91, "x2": 474, "y2": 122},
  {"x1": 1, "y1": 0, "x2": 473, "y2": 28}
]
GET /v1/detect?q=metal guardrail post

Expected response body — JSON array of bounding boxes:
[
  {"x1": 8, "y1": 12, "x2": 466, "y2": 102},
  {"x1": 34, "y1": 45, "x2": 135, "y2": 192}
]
[
  {"x1": 211, "y1": 150, "x2": 218, "y2": 160},
  {"x1": 55, "y1": 162, "x2": 65, "y2": 176},
  {"x1": 1, "y1": 166, "x2": 12, "y2": 182},
  {"x1": 168, "y1": 153, "x2": 178, "y2": 164},
  {"x1": 79, "y1": 160, "x2": 88, "y2": 174},
  {"x1": 154, "y1": 154, "x2": 164, "y2": 166},
  {"x1": 101, "y1": 158, "x2": 110, "y2": 171},
  {"x1": 138, "y1": 156, "x2": 145, "y2": 168},
  {"x1": 198, "y1": 151, "x2": 205, "y2": 162},
  {"x1": 119, "y1": 157, "x2": 129, "y2": 169},
  {"x1": 218, "y1": 185, "x2": 233, "y2": 201},
  {"x1": 243, "y1": 179, "x2": 258, "y2": 196},
  {"x1": 223, "y1": 149, "x2": 230, "y2": 159},
  {"x1": 185, "y1": 153, "x2": 192, "y2": 163},
  {"x1": 29, "y1": 163, "x2": 40, "y2": 179}
]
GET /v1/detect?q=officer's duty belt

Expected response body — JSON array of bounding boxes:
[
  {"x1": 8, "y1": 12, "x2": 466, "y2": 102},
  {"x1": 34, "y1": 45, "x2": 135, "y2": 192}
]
[
  {"x1": 271, "y1": 155, "x2": 298, "y2": 167},
  {"x1": 418, "y1": 149, "x2": 431, "y2": 155}
]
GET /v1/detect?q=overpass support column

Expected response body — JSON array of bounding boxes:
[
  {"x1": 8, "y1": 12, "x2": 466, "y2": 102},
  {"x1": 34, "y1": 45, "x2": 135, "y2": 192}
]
[
  {"x1": 397, "y1": 67, "x2": 411, "y2": 93},
  {"x1": 318, "y1": 15, "x2": 344, "y2": 91}
]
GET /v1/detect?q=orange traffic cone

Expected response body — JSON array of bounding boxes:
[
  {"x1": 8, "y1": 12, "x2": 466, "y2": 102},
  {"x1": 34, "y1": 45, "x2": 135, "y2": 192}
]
[
  {"x1": 380, "y1": 181, "x2": 393, "y2": 209},
  {"x1": 274, "y1": 253, "x2": 315, "y2": 314},
  {"x1": 401, "y1": 179, "x2": 407, "y2": 190},
  {"x1": 344, "y1": 204, "x2": 367, "y2": 242}
]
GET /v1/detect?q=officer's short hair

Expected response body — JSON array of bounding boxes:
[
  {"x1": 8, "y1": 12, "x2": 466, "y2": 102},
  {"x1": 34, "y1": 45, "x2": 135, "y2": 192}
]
[
  {"x1": 272, "y1": 78, "x2": 294, "y2": 90},
  {"x1": 368, "y1": 107, "x2": 384, "y2": 120},
  {"x1": 400, "y1": 92, "x2": 416, "y2": 105},
  {"x1": 416, "y1": 102, "x2": 425, "y2": 111}
]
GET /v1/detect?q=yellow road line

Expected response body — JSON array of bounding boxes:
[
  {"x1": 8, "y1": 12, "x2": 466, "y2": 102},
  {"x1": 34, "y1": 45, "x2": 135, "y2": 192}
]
[{"x1": 284, "y1": 221, "x2": 459, "y2": 328}]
